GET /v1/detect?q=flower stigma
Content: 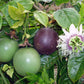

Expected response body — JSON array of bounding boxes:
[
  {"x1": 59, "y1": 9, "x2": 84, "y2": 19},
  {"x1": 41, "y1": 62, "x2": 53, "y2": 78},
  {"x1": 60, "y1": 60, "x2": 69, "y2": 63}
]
[{"x1": 69, "y1": 35, "x2": 84, "y2": 52}]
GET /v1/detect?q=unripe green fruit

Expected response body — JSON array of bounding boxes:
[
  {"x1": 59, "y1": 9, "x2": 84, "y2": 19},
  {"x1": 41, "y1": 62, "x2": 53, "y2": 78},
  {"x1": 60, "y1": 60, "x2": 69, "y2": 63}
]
[
  {"x1": 13, "y1": 48, "x2": 41, "y2": 76},
  {"x1": 0, "y1": 38, "x2": 18, "y2": 62}
]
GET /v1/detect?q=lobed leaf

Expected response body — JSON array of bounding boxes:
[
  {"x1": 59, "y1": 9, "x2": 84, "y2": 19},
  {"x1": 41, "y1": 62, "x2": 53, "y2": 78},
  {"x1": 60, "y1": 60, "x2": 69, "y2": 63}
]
[{"x1": 53, "y1": 8, "x2": 80, "y2": 29}]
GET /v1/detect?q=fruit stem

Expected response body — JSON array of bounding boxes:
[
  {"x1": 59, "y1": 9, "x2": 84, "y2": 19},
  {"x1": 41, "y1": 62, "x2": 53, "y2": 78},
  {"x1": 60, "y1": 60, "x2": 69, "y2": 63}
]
[{"x1": 0, "y1": 68, "x2": 8, "y2": 84}]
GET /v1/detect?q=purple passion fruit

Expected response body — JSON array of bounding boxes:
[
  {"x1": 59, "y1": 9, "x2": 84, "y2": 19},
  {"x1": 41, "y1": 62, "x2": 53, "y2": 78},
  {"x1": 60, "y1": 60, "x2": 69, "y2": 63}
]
[{"x1": 34, "y1": 28, "x2": 58, "y2": 55}]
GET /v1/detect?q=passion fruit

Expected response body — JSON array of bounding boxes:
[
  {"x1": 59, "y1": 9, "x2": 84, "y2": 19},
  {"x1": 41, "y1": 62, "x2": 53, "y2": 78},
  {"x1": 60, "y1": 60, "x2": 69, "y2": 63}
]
[
  {"x1": 13, "y1": 48, "x2": 41, "y2": 76},
  {"x1": 34, "y1": 28, "x2": 58, "y2": 55},
  {"x1": 0, "y1": 38, "x2": 18, "y2": 62}
]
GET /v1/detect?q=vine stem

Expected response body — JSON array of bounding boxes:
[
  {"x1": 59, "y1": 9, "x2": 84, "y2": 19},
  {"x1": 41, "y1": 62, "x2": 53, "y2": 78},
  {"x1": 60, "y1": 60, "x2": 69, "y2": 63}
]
[
  {"x1": 14, "y1": 76, "x2": 28, "y2": 84},
  {"x1": 23, "y1": 13, "x2": 29, "y2": 35},
  {"x1": 33, "y1": 4, "x2": 42, "y2": 11},
  {"x1": 0, "y1": 68, "x2": 7, "y2": 84}
]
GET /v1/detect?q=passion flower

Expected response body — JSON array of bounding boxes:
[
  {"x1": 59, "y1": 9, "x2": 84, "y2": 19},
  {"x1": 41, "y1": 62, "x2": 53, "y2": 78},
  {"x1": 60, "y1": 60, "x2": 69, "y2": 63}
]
[{"x1": 57, "y1": 24, "x2": 84, "y2": 56}]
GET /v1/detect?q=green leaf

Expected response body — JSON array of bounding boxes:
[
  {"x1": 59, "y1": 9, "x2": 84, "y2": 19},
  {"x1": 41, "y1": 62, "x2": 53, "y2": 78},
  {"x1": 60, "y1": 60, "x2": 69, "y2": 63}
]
[
  {"x1": 68, "y1": 52, "x2": 84, "y2": 82},
  {"x1": 40, "y1": 68, "x2": 54, "y2": 84},
  {"x1": 2, "y1": 64, "x2": 9, "y2": 72},
  {"x1": 22, "y1": 10, "x2": 29, "y2": 14},
  {"x1": 17, "y1": 2, "x2": 25, "y2": 14},
  {"x1": 50, "y1": 78, "x2": 55, "y2": 84},
  {"x1": 11, "y1": 20, "x2": 24, "y2": 28},
  {"x1": 1, "y1": 1, "x2": 18, "y2": 26},
  {"x1": 6, "y1": 68, "x2": 14, "y2": 78},
  {"x1": 26, "y1": 73, "x2": 39, "y2": 82},
  {"x1": 8, "y1": 3, "x2": 26, "y2": 28},
  {"x1": 17, "y1": 2, "x2": 29, "y2": 14},
  {"x1": 2, "y1": 64, "x2": 14, "y2": 78},
  {"x1": 54, "y1": 0, "x2": 69, "y2": 5},
  {"x1": 58, "y1": 72, "x2": 72, "y2": 84},
  {"x1": 8, "y1": 5, "x2": 25, "y2": 20},
  {"x1": 34, "y1": 11, "x2": 48, "y2": 27},
  {"x1": 40, "y1": 51, "x2": 58, "y2": 70},
  {"x1": 38, "y1": 78, "x2": 44, "y2": 84},
  {"x1": 53, "y1": 8, "x2": 80, "y2": 29},
  {"x1": 73, "y1": 3, "x2": 81, "y2": 12},
  {"x1": 25, "y1": 34, "x2": 31, "y2": 39},
  {"x1": 58, "y1": 75, "x2": 72, "y2": 84},
  {"x1": 0, "y1": 76, "x2": 10, "y2": 84},
  {"x1": 0, "y1": 15, "x2": 2, "y2": 30},
  {"x1": 1, "y1": 1, "x2": 25, "y2": 28},
  {"x1": 22, "y1": 33, "x2": 31, "y2": 40},
  {"x1": 14, "y1": 72, "x2": 38, "y2": 84},
  {"x1": 42, "y1": 69, "x2": 49, "y2": 84},
  {"x1": 13, "y1": 0, "x2": 34, "y2": 11},
  {"x1": 79, "y1": 3, "x2": 84, "y2": 24},
  {"x1": 70, "y1": 0, "x2": 82, "y2": 5}
]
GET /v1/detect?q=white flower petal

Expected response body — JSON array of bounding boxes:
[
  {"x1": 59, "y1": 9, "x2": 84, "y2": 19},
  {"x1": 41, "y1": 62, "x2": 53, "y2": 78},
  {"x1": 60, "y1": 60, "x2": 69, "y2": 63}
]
[
  {"x1": 62, "y1": 29, "x2": 70, "y2": 37},
  {"x1": 61, "y1": 43, "x2": 67, "y2": 50},
  {"x1": 69, "y1": 24, "x2": 78, "y2": 34},
  {"x1": 79, "y1": 24, "x2": 82, "y2": 34},
  {"x1": 59, "y1": 35, "x2": 67, "y2": 41},
  {"x1": 41, "y1": 0, "x2": 52, "y2": 2}
]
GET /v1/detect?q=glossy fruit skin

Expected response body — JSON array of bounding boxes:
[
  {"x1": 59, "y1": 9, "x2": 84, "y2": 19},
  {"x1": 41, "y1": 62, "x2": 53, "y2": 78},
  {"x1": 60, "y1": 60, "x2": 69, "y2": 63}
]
[
  {"x1": 0, "y1": 38, "x2": 18, "y2": 62},
  {"x1": 13, "y1": 48, "x2": 41, "y2": 76},
  {"x1": 34, "y1": 28, "x2": 58, "y2": 55}
]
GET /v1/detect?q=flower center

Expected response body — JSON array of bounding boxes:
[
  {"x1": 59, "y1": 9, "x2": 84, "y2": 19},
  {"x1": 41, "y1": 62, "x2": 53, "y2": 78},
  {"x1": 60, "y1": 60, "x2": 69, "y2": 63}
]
[{"x1": 69, "y1": 36, "x2": 84, "y2": 52}]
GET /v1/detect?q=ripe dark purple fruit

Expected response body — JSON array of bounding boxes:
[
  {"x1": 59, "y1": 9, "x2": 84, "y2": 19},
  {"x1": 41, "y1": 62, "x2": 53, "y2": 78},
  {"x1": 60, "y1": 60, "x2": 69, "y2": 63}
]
[{"x1": 34, "y1": 28, "x2": 58, "y2": 55}]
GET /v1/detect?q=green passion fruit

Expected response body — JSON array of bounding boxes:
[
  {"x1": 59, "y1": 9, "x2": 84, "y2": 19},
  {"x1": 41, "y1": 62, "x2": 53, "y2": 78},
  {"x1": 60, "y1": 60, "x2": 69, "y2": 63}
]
[
  {"x1": 0, "y1": 38, "x2": 18, "y2": 62},
  {"x1": 13, "y1": 48, "x2": 41, "y2": 76},
  {"x1": 34, "y1": 28, "x2": 58, "y2": 55}
]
